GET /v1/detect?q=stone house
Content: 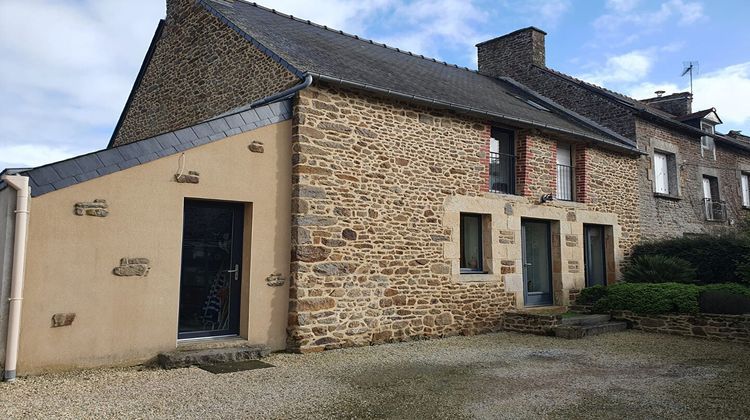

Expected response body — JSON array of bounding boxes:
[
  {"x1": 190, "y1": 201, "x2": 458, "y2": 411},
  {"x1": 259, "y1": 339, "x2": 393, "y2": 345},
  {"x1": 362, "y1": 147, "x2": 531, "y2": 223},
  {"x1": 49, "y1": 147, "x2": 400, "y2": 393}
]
[
  {"x1": 478, "y1": 27, "x2": 750, "y2": 239},
  {"x1": 1, "y1": 0, "x2": 648, "y2": 377}
]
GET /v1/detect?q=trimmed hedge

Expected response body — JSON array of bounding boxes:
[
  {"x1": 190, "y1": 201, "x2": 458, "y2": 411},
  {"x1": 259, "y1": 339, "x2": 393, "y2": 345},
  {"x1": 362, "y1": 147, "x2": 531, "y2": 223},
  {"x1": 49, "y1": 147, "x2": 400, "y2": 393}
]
[
  {"x1": 630, "y1": 235, "x2": 750, "y2": 284},
  {"x1": 581, "y1": 283, "x2": 750, "y2": 315}
]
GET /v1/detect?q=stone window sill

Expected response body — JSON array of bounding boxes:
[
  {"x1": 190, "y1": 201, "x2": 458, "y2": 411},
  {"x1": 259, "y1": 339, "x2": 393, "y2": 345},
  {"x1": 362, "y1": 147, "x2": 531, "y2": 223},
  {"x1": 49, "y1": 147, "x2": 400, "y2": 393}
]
[
  {"x1": 457, "y1": 273, "x2": 500, "y2": 283},
  {"x1": 653, "y1": 192, "x2": 682, "y2": 201}
]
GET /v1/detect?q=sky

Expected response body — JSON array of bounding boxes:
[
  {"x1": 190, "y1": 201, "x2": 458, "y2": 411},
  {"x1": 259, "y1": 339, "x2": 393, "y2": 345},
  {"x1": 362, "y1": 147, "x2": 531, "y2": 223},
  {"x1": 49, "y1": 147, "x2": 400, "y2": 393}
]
[{"x1": 1, "y1": 0, "x2": 749, "y2": 170}]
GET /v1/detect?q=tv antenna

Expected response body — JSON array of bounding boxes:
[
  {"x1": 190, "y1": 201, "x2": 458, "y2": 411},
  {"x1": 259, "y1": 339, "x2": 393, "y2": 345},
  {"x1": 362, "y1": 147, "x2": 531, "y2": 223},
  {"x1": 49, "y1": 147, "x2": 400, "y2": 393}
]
[{"x1": 681, "y1": 61, "x2": 699, "y2": 94}]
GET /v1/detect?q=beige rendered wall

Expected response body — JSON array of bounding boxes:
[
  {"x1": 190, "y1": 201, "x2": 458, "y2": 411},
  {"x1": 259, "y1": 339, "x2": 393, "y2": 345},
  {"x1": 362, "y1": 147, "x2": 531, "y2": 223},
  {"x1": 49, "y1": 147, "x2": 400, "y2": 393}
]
[{"x1": 17, "y1": 121, "x2": 291, "y2": 374}]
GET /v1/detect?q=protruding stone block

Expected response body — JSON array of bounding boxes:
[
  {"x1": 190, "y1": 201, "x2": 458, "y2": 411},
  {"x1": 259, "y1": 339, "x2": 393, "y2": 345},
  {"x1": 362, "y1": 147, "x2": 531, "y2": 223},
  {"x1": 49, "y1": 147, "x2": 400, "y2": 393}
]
[
  {"x1": 51, "y1": 313, "x2": 76, "y2": 328},
  {"x1": 266, "y1": 273, "x2": 286, "y2": 287},
  {"x1": 74, "y1": 199, "x2": 109, "y2": 217},
  {"x1": 175, "y1": 170, "x2": 200, "y2": 184},
  {"x1": 113, "y1": 258, "x2": 151, "y2": 277},
  {"x1": 248, "y1": 141, "x2": 265, "y2": 153}
]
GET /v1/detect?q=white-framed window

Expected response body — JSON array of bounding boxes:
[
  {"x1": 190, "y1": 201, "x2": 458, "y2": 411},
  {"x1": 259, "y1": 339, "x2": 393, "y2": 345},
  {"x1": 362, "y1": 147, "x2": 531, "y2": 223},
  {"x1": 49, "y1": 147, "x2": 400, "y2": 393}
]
[
  {"x1": 653, "y1": 152, "x2": 671, "y2": 194},
  {"x1": 701, "y1": 122, "x2": 716, "y2": 160},
  {"x1": 742, "y1": 172, "x2": 750, "y2": 208}
]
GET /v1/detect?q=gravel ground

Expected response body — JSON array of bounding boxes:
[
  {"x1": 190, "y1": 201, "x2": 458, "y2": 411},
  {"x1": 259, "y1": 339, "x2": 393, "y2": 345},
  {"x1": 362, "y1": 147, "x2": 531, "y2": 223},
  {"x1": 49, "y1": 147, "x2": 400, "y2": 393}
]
[{"x1": 2, "y1": 330, "x2": 749, "y2": 419}]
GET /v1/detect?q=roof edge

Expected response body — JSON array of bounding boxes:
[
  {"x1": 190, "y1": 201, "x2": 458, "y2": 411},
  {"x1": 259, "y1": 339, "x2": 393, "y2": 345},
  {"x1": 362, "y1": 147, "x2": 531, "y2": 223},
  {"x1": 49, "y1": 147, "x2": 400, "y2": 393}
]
[
  {"x1": 17, "y1": 98, "x2": 293, "y2": 198},
  {"x1": 497, "y1": 76, "x2": 637, "y2": 150},
  {"x1": 107, "y1": 19, "x2": 166, "y2": 149},
  {"x1": 475, "y1": 26, "x2": 547, "y2": 47},
  {"x1": 197, "y1": 0, "x2": 306, "y2": 79},
  {"x1": 311, "y1": 72, "x2": 641, "y2": 156}
]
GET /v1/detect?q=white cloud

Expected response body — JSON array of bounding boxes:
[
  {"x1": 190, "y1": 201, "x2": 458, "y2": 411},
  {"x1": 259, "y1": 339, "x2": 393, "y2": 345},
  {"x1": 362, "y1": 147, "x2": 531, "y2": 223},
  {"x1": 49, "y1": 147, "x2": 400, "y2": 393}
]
[
  {"x1": 578, "y1": 50, "x2": 655, "y2": 85},
  {"x1": 606, "y1": 0, "x2": 641, "y2": 13},
  {"x1": 0, "y1": 0, "x2": 164, "y2": 169},
  {"x1": 594, "y1": 0, "x2": 704, "y2": 39},
  {"x1": 261, "y1": 0, "x2": 395, "y2": 34},
  {"x1": 627, "y1": 62, "x2": 750, "y2": 131},
  {"x1": 596, "y1": 0, "x2": 704, "y2": 28},
  {"x1": 380, "y1": 0, "x2": 488, "y2": 59}
]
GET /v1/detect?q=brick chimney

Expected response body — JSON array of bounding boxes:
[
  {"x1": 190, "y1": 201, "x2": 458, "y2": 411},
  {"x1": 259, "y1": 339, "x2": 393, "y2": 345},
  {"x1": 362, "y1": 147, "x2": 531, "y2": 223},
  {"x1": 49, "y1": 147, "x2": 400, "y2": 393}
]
[
  {"x1": 477, "y1": 27, "x2": 547, "y2": 79},
  {"x1": 641, "y1": 92, "x2": 693, "y2": 117}
]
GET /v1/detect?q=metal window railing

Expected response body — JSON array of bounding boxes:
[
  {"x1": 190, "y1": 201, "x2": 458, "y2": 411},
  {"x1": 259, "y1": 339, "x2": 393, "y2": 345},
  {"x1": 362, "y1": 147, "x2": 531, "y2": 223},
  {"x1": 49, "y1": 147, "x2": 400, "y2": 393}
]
[
  {"x1": 703, "y1": 198, "x2": 727, "y2": 222},
  {"x1": 489, "y1": 152, "x2": 515, "y2": 194},
  {"x1": 556, "y1": 164, "x2": 575, "y2": 201}
]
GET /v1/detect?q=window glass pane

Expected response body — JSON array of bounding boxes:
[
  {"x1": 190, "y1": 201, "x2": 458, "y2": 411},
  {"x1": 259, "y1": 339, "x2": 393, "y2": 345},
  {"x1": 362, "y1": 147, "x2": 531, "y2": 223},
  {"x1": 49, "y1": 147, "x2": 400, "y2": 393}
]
[
  {"x1": 489, "y1": 129, "x2": 515, "y2": 194},
  {"x1": 702, "y1": 177, "x2": 712, "y2": 199},
  {"x1": 742, "y1": 174, "x2": 750, "y2": 207},
  {"x1": 556, "y1": 144, "x2": 572, "y2": 166},
  {"x1": 654, "y1": 153, "x2": 669, "y2": 194},
  {"x1": 460, "y1": 214, "x2": 483, "y2": 272}
]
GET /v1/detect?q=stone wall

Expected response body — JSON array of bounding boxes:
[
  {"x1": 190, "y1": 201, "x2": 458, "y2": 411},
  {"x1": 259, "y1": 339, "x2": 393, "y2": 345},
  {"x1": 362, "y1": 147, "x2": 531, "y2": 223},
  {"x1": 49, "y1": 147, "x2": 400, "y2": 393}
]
[
  {"x1": 501, "y1": 311, "x2": 561, "y2": 335},
  {"x1": 612, "y1": 311, "x2": 750, "y2": 344},
  {"x1": 289, "y1": 85, "x2": 516, "y2": 352},
  {"x1": 478, "y1": 40, "x2": 750, "y2": 239},
  {"x1": 112, "y1": 2, "x2": 298, "y2": 146},
  {"x1": 637, "y1": 119, "x2": 750, "y2": 239},
  {"x1": 288, "y1": 83, "x2": 640, "y2": 352}
]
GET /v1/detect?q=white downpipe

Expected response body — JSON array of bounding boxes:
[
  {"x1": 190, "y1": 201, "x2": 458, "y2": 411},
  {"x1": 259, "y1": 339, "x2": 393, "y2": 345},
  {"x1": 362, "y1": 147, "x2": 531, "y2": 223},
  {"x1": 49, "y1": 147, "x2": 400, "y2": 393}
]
[{"x1": 2, "y1": 175, "x2": 30, "y2": 382}]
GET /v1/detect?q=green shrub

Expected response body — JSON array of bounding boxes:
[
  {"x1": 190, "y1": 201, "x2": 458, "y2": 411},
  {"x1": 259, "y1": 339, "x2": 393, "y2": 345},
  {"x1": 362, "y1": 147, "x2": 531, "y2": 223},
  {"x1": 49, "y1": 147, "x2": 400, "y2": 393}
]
[
  {"x1": 581, "y1": 282, "x2": 750, "y2": 315},
  {"x1": 577, "y1": 285, "x2": 607, "y2": 305},
  {"x1": 622, "y1": 255, "x2": 697, "y2": 284},
  {"x1": 701, "y1": 283, "x2": 750, "y2": 298},
  {"x1": 737, "y1": 258, "x2": 750, "y2": 284},
  {"x1": 631, "y1": 235, "x2": 750, "y2": 284}
]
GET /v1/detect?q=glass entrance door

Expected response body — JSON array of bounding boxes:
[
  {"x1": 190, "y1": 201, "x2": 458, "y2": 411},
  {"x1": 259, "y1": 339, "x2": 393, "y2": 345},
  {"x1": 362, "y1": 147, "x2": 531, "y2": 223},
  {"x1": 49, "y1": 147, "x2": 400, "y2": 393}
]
[
  {"x1": 522, "y1": 220, "x2": 553, "y2": 306},
  {"x1": 178, "y1": 200, "x2": 244, "y2": 339},
  {"x1": 584, "y1": 225, "x2": 607, "y2": 287}
]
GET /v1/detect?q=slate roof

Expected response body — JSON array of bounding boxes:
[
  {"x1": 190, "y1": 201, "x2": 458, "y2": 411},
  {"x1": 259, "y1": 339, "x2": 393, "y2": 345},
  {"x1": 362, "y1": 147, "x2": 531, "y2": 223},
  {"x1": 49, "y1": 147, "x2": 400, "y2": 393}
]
[
  {"x1": 677, "y1": 108, "x2": 721, "y2": 123},
  {"x1": 533, "y1": 65, "x2": 750, "y2": 152},
  {"x1": 0, "y1": 100, "x2": 292, "y2": 197},
  {"x1": 199, "y1": 0, "x2": 638, "y2": 152}
]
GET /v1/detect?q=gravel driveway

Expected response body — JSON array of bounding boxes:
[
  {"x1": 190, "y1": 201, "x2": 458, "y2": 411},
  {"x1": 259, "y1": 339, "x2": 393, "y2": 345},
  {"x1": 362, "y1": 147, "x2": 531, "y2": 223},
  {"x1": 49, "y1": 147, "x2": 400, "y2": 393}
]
[{"x1": 2, "y1": 331, "x2": 749, "y2": 419}]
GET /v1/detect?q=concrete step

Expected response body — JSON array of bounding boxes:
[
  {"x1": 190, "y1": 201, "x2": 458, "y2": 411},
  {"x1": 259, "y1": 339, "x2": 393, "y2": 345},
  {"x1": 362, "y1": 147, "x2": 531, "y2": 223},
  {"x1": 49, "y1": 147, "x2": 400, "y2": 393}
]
[
  {"x1": 554, "y1": 321, "x2": 628, "y2": 339},
  {"x1": 562, "y1": 314, "x2": 611, "y2": 326},
  {"x1": 156, "y1": 343, "x2": 268, "y2": 369},
  {"x1": 519, "y1": 306, "x2": 568, "y2": 315}
]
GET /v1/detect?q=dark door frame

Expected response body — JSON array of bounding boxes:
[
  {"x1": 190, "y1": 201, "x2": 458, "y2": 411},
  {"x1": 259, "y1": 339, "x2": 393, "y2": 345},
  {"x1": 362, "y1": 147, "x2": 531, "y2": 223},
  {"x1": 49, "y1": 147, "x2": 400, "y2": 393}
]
[
  {"x1": 521, "y1": 219, "x2": 553, "y2": 307},
  {"x1": 178, "y1": 199, "x2": 244, "y2": 340},
  {"x1": 584, "y1": 224, "x2": 608, "y2": 288}
]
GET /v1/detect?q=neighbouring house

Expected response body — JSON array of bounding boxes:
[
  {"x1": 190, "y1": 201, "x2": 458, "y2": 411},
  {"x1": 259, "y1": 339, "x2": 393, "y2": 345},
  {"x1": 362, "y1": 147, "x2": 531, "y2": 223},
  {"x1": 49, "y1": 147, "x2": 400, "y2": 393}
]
[
  {"x1": 1, "y1": 0, "x2": 658, "y2": 378},
  {"x1": 477, "y1": 27, "x2": 750, "y2": 239}
]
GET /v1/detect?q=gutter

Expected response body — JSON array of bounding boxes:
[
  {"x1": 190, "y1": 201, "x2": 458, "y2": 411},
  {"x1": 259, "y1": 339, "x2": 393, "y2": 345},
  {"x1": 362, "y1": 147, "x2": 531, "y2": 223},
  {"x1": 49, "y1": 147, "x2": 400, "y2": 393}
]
[
  {"x1": 309, "y1": 72, "x2": 641, "y2": 156},
  {"x1": 213, "y1": 74, "x2": 313, "y2": 119},
  {"x1": 1, "y1": 175, "x2": 30, "y2": 382}
]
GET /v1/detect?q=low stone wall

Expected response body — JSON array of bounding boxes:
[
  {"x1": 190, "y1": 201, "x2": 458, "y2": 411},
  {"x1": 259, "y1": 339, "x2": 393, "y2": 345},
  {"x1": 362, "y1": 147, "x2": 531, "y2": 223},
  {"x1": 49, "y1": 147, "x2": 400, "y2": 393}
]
[
  {"x1": 501, "y1": 311, "x2": 562, "y2": 335},
  {"x1": 612, "y1": 311, "x2": 750, "y2": 344}
]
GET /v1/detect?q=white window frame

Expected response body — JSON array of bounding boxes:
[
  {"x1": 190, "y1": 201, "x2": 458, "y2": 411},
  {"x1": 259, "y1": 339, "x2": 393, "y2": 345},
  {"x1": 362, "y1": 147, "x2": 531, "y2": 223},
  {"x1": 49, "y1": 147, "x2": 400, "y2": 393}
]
[
  {"x1": 742, "y1": 172, "x2": 750, "y2": 208},
  {"x1": 700, "y1": 122, "x2": 716, "y2": 160},
  {"x1": 653, "y1": 152, "x2": 670, "y2": 195}
]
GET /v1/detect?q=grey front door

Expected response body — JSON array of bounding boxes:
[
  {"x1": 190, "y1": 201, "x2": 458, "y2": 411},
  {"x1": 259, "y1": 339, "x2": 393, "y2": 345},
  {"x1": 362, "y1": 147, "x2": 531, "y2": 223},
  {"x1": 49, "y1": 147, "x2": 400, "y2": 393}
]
[
  {"x1": 584, "y1": 225, "x2": 607, "y2": 287},
  {"x1": 522, "y1": 220, "x2": 553, "y2": 306},
  {"x1": 178, "y1": 200, "x2": 244, "y2": 339}
]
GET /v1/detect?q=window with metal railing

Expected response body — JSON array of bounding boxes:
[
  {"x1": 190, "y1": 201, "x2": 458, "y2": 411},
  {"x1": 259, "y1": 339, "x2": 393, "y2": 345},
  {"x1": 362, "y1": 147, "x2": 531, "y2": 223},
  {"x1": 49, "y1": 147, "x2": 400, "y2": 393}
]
[
  {"x1": 703, "y1": 198, "x2": 727, "y2": 222},
  {"x1": 489, "y1": 128, "x2": 515, "y2": 194},
  {"x1": 556, "y1": 143, "x2": 574, "y2": 201},
  {"x1": 556, "y1": 164, "x2": 575, "y2": 201}
]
